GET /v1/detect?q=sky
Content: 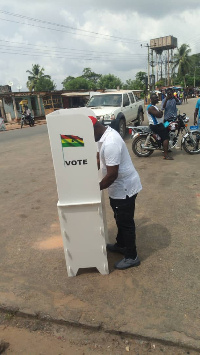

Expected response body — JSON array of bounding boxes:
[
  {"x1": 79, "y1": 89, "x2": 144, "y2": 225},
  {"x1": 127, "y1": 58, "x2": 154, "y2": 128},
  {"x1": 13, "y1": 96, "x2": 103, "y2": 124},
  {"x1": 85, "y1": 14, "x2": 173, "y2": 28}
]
[{"x1": 0, "y1": 0, "x2": 200, "y2": 92}]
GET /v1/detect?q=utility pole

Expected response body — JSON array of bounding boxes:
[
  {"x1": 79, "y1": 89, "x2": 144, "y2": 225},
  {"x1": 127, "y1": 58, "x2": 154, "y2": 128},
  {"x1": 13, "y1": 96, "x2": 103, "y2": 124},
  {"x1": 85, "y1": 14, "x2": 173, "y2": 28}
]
[
  {"x1": 141, "y1": 43, "x2": 150, "y2": 102},
  {"x1": 167, "y1": 49, "x2": 170, "y2": 86},
  {"x1": 194, "y1": 66, "x2": 196, "y2": 88},
  {"x1": 147, "y1": 44, "x2": 150, "y2": 97},
  {"x1": 151, "y1": 49, "x2": 155, "y2": 91}
]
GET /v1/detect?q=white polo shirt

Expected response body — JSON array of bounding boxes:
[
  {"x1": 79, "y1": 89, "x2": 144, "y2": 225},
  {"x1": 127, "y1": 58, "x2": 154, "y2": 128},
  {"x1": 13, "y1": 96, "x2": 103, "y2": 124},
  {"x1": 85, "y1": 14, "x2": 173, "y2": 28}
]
[{"x1": 97, "y1": 127, "x2": 142, "y2": 199}]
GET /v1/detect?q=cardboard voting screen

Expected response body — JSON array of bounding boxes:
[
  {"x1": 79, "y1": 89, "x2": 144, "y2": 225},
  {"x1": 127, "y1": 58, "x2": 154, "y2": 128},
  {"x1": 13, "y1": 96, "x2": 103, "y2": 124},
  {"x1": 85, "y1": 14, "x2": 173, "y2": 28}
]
[{"x1": 46, "y1": 108, "x2": 109, "y2": 277}]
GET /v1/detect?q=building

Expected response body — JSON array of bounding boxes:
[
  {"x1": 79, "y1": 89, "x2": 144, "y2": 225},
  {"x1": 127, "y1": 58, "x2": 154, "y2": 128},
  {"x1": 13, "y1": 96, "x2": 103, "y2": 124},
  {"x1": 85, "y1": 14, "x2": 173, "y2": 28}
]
[{"x1": 0, "y1": 90, "x2": 91, "y2": 122}]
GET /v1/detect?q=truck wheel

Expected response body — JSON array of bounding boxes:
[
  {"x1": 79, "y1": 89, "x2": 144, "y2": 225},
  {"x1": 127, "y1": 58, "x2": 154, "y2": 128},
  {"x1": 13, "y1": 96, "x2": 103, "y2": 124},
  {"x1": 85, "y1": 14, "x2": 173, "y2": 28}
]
[
  {"x1": 135, "y1": 111, "x2": 144, "y2": 126},
  {"x1": 118, "y1": 119, "x2": 126, "y2": 139}
]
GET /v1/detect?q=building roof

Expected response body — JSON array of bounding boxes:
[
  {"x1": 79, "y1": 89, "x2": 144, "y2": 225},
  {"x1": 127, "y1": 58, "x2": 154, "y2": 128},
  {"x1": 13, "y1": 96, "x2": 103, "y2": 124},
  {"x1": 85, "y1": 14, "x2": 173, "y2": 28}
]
[{"x1": 61, "y1": 92, "x2": 90, "y2": 97}]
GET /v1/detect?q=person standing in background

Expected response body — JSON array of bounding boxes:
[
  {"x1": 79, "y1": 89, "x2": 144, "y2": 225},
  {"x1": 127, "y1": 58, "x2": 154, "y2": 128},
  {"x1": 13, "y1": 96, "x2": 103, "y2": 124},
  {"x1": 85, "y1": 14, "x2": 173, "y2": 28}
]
[
  {"x1": 161, "y1": 88, "x2": 180, "y2": 121},
  {"x1": 194, "y1": 97, "x2": 200, "y2": 126}
]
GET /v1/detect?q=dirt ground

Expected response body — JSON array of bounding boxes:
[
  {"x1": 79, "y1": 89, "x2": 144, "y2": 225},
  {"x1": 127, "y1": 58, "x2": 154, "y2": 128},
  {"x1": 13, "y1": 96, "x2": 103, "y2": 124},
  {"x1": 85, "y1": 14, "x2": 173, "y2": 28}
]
[
  {"x1": 0, "y1": 311, "x2": 198, "y2": 355},
  {"x1": 1, "y1": 99, "x2": 200, "y2": 354}
]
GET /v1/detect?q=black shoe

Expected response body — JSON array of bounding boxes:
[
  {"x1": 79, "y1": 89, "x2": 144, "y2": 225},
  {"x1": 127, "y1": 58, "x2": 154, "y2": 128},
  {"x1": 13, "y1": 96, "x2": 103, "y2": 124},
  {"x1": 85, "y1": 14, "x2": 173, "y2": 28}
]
[
  {"x1": 114, "y1": 256, "x2": 140, "y2": 270},
  {"x1": 106, "y1": 243, "x2": 126, "y2": 254}
]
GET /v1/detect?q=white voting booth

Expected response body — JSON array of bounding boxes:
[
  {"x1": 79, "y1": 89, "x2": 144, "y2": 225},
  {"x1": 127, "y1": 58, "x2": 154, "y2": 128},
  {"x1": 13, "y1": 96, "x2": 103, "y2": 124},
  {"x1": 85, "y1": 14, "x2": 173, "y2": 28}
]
[{"x1": 46, "y1": 107, "x2": 109, "y2": 277}]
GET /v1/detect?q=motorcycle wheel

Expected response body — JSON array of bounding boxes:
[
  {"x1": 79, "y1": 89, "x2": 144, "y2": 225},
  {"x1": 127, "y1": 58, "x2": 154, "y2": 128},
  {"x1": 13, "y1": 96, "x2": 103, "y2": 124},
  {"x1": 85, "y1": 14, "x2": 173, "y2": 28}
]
[
  {"x1": 182, "y1": 132, "x2": 200, "y2": 154},
  {"x1": 21, "y1": 119, "x2": 23, "y2": 129},
  {"x1": 132, "y1": 135, "x2": 154, "y2": 157}
]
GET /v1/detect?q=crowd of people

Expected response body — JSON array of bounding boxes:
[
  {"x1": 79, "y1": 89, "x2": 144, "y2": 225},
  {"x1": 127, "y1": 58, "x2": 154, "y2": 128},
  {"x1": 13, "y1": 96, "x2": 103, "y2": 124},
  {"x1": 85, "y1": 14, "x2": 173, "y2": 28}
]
[{"x1": 161, "y1": 88, "x2": 188, "y2": 104}]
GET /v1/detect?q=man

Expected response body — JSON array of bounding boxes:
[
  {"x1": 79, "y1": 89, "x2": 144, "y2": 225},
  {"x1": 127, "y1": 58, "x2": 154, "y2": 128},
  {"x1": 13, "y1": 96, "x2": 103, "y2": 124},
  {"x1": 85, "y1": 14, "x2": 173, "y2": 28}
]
[
  {"x1": 161, "y1": 88, "x2": 180, "y2": 121},
  {"x1": 24, "y1": 105, "x2": 32, "y2": 123},
  {"x1": 183, "y1": 89, "x2": 188, "y2": 104},
  {"x1": 194, "y1": 97, "x2": 200, "y2": 126},
  {"x1": 90, "y1": 116, "x2": 142, "y2": 270},
  {"x1": 147, "y1": 93, "x2": 174, "y2": 160}
]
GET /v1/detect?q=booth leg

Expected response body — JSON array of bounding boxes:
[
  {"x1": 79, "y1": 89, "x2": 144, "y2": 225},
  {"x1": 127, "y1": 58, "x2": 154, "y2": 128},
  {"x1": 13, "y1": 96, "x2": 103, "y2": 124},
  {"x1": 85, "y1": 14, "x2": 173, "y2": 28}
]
[
  {"x1": 97, "y1": 263, "x2": 109, "y2": 275},
  {"x1": 67, "y1": 265, "x2": 78, "y2": 277}
]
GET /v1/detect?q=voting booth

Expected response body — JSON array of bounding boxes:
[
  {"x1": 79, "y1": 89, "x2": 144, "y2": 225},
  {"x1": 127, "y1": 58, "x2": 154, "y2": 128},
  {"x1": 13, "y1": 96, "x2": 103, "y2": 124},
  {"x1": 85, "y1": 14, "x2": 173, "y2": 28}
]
[{"x1": 46, "y1": 107, "x2": 109, "y2": 277}]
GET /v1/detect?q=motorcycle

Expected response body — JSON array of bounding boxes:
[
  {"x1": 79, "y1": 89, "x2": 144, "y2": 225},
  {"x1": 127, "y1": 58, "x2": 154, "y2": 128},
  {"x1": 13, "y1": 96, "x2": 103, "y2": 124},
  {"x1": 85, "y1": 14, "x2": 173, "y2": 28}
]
[
  {"x1": 129, "y1": 113, "x2": 200, "y2": 156},
  {"x1": 20, "y1": 113, "x2": 35, "y2": 128}
]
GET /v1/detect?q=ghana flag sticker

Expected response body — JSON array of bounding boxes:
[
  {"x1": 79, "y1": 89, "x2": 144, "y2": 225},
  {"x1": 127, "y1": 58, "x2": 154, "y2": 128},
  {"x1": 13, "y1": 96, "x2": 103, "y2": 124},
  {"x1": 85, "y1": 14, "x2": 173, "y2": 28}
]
[{"x1": 61, "y1": 134, "x2": 84, "y2": 147}]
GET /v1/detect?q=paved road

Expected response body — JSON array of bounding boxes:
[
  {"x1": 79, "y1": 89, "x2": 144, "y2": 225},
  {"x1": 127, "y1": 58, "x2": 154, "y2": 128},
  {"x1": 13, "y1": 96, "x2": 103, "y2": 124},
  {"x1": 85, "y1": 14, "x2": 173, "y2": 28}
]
[
  {"x1": 0, "y1": 98, "x2": 200, "y2": 350},
  {"x1": 0, "y1": 124, "x2": 47, "y2": 144}
]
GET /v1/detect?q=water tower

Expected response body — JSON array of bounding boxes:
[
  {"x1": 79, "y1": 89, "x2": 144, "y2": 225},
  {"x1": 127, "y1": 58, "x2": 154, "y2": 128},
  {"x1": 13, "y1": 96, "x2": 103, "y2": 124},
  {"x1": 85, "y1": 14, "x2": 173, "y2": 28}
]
[{"x1": 150, "y1": 36, "x2": 177, "y2": 86}]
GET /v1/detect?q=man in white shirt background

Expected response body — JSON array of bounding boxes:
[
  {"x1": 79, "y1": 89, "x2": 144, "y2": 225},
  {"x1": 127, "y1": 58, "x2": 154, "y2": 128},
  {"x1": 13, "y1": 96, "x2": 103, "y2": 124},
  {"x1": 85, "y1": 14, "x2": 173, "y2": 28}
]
[{"x1": 90, "y1": 116, "x2": 142, "y2": 270}]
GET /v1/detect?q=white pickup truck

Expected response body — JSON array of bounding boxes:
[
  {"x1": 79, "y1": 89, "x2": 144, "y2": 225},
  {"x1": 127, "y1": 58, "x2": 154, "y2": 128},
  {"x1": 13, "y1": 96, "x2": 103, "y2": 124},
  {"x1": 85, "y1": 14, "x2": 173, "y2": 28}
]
[{"x1": 86, "y1": 90, "x2": 144, "y2": 138}]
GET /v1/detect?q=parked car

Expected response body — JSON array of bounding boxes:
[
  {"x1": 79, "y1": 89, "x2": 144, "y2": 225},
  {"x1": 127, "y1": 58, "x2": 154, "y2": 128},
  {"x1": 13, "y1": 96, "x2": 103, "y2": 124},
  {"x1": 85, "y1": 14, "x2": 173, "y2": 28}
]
[{"x1": 86, "y1": 90, "x2": 144, "y2": 138}]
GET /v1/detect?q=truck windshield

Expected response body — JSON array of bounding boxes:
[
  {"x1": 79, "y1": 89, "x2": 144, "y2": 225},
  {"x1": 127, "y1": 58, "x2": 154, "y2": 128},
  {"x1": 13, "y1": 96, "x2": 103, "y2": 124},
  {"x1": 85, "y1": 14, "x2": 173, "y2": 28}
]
[{"x1": 87, "y1": 94, "x2": 122, "y2": 107}]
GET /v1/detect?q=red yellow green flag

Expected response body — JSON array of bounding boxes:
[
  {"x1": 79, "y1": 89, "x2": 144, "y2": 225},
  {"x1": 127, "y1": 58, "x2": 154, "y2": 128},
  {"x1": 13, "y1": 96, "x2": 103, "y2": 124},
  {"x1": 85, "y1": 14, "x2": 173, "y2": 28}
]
[{"x1": 61, "y1": 135, "x2": 84, "y2": 147}]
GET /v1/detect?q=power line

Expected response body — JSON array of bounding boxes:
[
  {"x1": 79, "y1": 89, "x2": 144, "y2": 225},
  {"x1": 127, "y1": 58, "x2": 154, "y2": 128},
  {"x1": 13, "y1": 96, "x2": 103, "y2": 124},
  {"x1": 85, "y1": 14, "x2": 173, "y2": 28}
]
[
  {"x1": 0, "y1": 39, "x2": 146, "y2": 58},
  {"x1": 0, "y1": 49, "x2": 147, "y2": 62},
  {"x1": 0, "y1": 10, "x2": 147, "y2": 44},
  {"x1": 0, "y1": 44, "x2": 147, "y2": 60}
]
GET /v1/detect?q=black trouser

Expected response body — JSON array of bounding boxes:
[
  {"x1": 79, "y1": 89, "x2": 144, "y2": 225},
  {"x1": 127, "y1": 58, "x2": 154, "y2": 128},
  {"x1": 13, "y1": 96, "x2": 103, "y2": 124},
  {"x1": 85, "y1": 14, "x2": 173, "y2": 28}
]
[{"x1": 109, "y1": 194, "x2": 137, "y2": 259}]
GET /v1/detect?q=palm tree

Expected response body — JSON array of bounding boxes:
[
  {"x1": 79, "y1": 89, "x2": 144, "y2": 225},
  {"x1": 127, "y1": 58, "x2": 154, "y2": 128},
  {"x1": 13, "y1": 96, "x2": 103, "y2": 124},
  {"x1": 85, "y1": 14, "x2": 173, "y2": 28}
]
[
  {"x1": 173, "y1": 44, "x2": 191, "y2": 87},
  {"x1": 26, "y1": 64, "x2": 50, "y2": 91}
]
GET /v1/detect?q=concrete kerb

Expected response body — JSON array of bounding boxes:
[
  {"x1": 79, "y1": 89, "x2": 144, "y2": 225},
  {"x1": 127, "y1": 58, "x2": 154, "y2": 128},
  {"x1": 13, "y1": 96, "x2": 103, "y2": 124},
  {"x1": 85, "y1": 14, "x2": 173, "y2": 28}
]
[{"x1": 0, "y1": 304, "x2": 200, "y2": 352}]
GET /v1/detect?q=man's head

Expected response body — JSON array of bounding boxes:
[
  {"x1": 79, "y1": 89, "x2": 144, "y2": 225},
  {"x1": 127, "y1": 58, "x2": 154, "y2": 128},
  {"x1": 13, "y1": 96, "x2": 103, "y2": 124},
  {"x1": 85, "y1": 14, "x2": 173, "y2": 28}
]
[
  {"x1": 166, "y1": 88, "x2": 173, "y2": 99},
  {"x1": 89, "y1": 116, "x2": 107, "y2": 142},
  {"x1": 150, "y1": 93, "x2": 159, "y2": 105}
]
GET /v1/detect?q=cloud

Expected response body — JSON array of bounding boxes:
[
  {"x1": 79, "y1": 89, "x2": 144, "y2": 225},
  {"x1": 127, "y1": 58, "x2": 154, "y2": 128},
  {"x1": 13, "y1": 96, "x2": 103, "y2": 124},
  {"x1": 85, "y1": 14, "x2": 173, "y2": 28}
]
[{"x1": 0, "y1": 0, "x2": 199, "y2": 91}]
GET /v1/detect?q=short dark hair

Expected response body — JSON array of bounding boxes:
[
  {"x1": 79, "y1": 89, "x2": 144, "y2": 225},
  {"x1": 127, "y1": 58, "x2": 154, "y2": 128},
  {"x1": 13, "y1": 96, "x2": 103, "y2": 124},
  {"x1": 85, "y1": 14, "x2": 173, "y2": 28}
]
[
  {"x1": 150, "y1": 93, "x2": 157, "y2": 99},
  {"x1": 166, "y1": 88, "x2": 173, "y2": 93}
]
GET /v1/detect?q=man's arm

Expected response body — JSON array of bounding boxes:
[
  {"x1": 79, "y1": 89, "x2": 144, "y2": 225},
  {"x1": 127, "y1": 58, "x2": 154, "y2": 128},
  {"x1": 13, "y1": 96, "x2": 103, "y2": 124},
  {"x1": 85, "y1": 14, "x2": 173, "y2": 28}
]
[
  {"x1": 162, "y1": 97, "x2": 168, "y2": 109},
  {"x1": 99, "y1": 165, "x2": 119, "y2": 190},
  {"x1": 148, "y1": 106, "x2": 163, "y2": 118},
  {"x1": 97, "y1": 152, "x2": 100, "y2": 170},
  {"x1": 194, "y1": 108, "x2": 198, "y2": 125},
  {"x1": 174, "y1": 96, "x2": 180, "y2": 104}
]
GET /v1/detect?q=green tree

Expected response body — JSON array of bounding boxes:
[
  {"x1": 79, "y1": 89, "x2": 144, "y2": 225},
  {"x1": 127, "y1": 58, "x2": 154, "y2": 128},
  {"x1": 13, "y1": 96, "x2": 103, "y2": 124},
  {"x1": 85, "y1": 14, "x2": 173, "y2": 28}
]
[
  {"x1": 188, "y1": 53, "x2": 200, "y2": 87},
  {"x1": 123, "y1": 79, "x2": 135, "y2": 89},
  {"x1": 26, "y1": 64, "x2": 50, "y2": 91},
  {"x1": 123, "y1": 72, "x2": 147, "y2": 94},
  {"x1": 62, "y1": 77, "x2": 90, "y2": 90},
  {"x1": 82, "y1": 68, "x2": 102, "y2": 89},
  {"x1": 62, "y1": 76, "x2": 75, "y2": 88},
  {"x1": 173, "y1": 44, "x2": 191, "y2": 87},
  {"x1": 155, "y1": 78, "x2": 165, "y2": 88},
  {"x1": 34, "y1": 77, "x2": 56, "y2": 91},
  {"x1": 98, "y1": 74, "x2": 122, "y2": 90},
  {"x1": 135, "y1": 71, "x2": 147, "y2": 85}
]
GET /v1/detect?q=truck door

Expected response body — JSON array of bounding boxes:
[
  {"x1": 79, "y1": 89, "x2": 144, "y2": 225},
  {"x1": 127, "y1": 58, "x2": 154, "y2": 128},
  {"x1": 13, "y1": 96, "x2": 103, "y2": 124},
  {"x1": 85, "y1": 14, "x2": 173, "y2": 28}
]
[
  {"x1": 128, "y1": 92, "x2": 138, "y2": 120},
  {"x1": 122, "y1": 93, "x2": 132, "y2": 123}
]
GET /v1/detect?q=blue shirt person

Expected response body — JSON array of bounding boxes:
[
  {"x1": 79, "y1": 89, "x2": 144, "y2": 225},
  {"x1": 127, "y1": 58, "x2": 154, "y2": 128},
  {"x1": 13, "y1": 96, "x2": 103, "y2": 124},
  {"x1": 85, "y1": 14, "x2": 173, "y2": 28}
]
[
  {"x1": 161, "y1": 88, "x2": 180, "y2": 121},
  {"x1": 161, "y1": 90, "x2": 166, "y2": 100},
  {"x1": 194, "y1": 98, "x2": 200, "y2": 126}
]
